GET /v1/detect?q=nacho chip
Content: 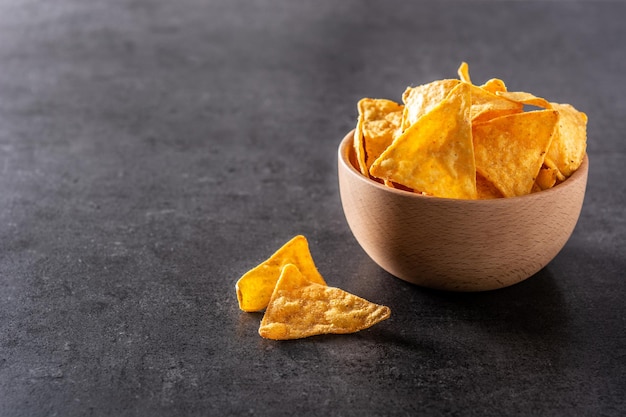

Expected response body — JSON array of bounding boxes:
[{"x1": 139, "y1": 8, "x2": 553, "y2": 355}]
[
  {"x1": 496, "y1": 91, "x2": 552, "y2": 110},
  {"x1": 469, "y1": 83, "x2": 523, "y2": 124},
  {"x1": 488, "y1": 92, "x2": 587, "y2": 179},
  {"x1": 480, "y1": 78, "x2": 508, "y2": 94},
  {"x1": 457, "y1": 61, "x2": 471, "y2": 83},
  {"x1": 400, "y1": 79, "x2": 461, "y2": 132},
  {"x1": 235, "y1": 235, "x2": 326, "y2": 312},
  {"x1": 473, "y1": 110, "x2": 559, "y2": 197},
  {"x1": 457, "y1": 62, "x2": 508, "y2": 93},
  {"x1": 370, "y1": 82, "x2": 476, "y2": 199},
  {"x1": 353, "y1": 117, "x2": 367, "y2": 176},
  {"x1": 355, "y1": 98, "x2": 404, "y2": 175},
  {"x1": 496, "y1": 93, "x2": 587, "y2": 178},
  {"x1": 544, "y1": 102, "x2": 588, "y2": 178},
  {"x1": 455, "y1": 62, "x2": 521, "y2": 122},
  {"x1": 476, "y1": 173, "x2": 503, "y2": 199},
  {"x1": 258, "y1": 264, "x2": 391, "y2": 340},
  {"x1": 535, "y1": 165, "x2": 559, "y2": 190}
]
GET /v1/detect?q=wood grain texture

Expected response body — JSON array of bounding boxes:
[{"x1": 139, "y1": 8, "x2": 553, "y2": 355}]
[{"x1": 338, "y1": 130, "x2": 588, "y2": 291}]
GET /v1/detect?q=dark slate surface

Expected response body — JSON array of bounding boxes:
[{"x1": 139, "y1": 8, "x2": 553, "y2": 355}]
[{"x1": 1, "y1": 0, "x2": 624, "y2": 416}]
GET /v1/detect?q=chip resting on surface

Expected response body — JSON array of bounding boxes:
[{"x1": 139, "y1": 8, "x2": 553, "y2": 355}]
[
  {"x1": 235, "y1": 235, "x2": 326, "y2": 312},
  {"x1": 258, "y1": 264, "x2": 391, "y2": 340},
  {"x1": 370, "y1": 82, "x2": 477, "y2": 199},
  {"x1": 354, "y1": 98, "x2": 404, "y2": 176},
  {"x1": 473, "y1": 110, "x2": 559, "y2": 197}
]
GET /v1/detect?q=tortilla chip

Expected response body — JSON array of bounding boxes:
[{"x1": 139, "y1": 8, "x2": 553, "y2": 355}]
[
  {"x1": 354, "y1": 114, "x2": 367, "y2": 176},
  {"x1": 476, "y1": 173, "x2": 504, "y2": 199},
  {"x1": 457, "y1": 62, "x2": 508, "y2": 93},
  {"x1": 496, "y1": 91, "x2": 552, "y2": 109},
  {"x1": 355, "y1": 98, "x2": 404, "y2": 175},
  {"x1": 370, "y1": 82, "x2": 476, "y2": 199},
  {"x1": 400, "y1": 79, "x2": 461, "y2": 132},
  {"x1": 235, "y1": 235, "x2": 326, "y2": 312},
  {"x1": 457, "y1": 61, "x2": 471, "y2": 83},
  {"x1": 545, "y1": 102, "x2": 588, "y2": 178},
  {"x1": 258, "y1": 264, "x2": 391, "y2": 340},
  {"x1": 535, "y1": 165, "x2": 559, "y2": 190},
  {"x1": 469, "y1": 83, "x2": 523, "y2": 123},
  {"x1": 473, "y1": 110, "x2": 559, "y2": 197},
  {"x1": 480, "y1": 78, "x2": 508, "y2": 94}
]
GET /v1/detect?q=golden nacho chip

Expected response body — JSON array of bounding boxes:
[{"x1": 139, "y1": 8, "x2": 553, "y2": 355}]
[
  {"x1": 535, "y1": 165, "x2": 559, "y2": 190},
  {"x1": 480, "y1": 78, "x2": 508, "y2": 94},
  {"x1": 457, "y1": 62, "x2": 508, "y2": 93},
  {"x1": 468, "y1": 83, "x2": 523, "y2": 124},
  {"x1": 473, "y1": 110, "x2": 559, "y2": 197},
  {"x1": 355, "y1": 98, "x2": 404, "y2": 175},
  {"x1": 476, "y1": 173, "x2": 503, "y2": 199},
  {"x1": 544, "y1": 102, "x2": 588, "y2": 178},
  {"x1": 370, "y1": 82, "x2": 476, "y2": 199},
  {"x1": 496, "y1": 93, "x2": 588, "y2": 178},
  {"x1": 457, "y1": 61, "x2": 471, "y2": 83},
  {"x1": 455, "y1": 62, "x2": 520, "y2": 121},
  {"x1": 235, "y1": 235, "x2": 326, "y2": 312},
  {"x1": 258, "y1": 264, "x2": 391, "y2": 340},
  {"x1": 354, "y1": 116, "x2": 367, "y2": 176},
  {"x1": 490, "y1": 92, "x2": 587, "y2": 179},
  {"x1": 400, "y1": 79, "x2": 461, "y2": 132},
  {"x1": 496, "y1": 91, "x2": 552, "y2": 109}
]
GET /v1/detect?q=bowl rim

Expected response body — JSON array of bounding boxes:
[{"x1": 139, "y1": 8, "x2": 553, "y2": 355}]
[{"x1": 338, "y1": 128, "x2": 589, "y2": 204}]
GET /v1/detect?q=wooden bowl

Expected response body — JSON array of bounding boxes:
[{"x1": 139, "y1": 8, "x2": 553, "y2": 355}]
[{"x1": 338, "y1": 130, "x2": 588, "y2": 291}]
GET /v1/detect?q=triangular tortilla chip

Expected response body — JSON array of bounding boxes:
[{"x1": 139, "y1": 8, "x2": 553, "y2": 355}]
[
  {"x1": 354, "y1": 98, "x2": 404, "y2": 175},
  {"x1": 259, "y1": 264, "x2": 391, "y2": 340},
  {"x1": 535, "y1": 165, "x2": 559, "y2": 190},
  {"x1": 400, "y1": 79, "x2": 461, "y2": 132},
  {"x1": 354, "y1": 116, "x2": 367, "y2": 176},
  {"x1": 455, "y1": 62, "x2": 521, "y2": 122},
  {"x1": 473, "y1": 110, "x2": 559, "y2": 197},
  {"x1": 544, "y1": 102, "x2": 587, "y2": 178},
  {"x1": 476, "y1": 173, "x2": 503, "y2": 199},
  {"x1": 480, "y1": 78, "x2": 508, "y2": 94},
  {"x1": 469, "y1": 83, "x2": 523, "y2": 123},
  {"x1": 456, "y1": 62, "x2": 509, "y2": 94},
  {"x1": 370, "y1": 82, "x2": 477, "y2": 199},
  {"x1": 496, "y1": 91, "x2": 552, "y2": 109},
  {"x1": 457, "y1": 61, "x2": 471, "y2": 83},
  {"x1": 235, "y1": 235, "x2": 326, "y2": 312},
  {"x1": 493, "y1": 93, "x2": 587, "y2": 179}
]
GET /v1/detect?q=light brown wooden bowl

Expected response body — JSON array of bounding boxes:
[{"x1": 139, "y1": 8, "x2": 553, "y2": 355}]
[{"x1": 338, "y1": 129, "x2": 588, "y2": 291}]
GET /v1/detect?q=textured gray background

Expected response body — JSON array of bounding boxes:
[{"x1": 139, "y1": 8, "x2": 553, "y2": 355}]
[{"x1": 1, "y1": 0, "x2": 624, "y2": 416}]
